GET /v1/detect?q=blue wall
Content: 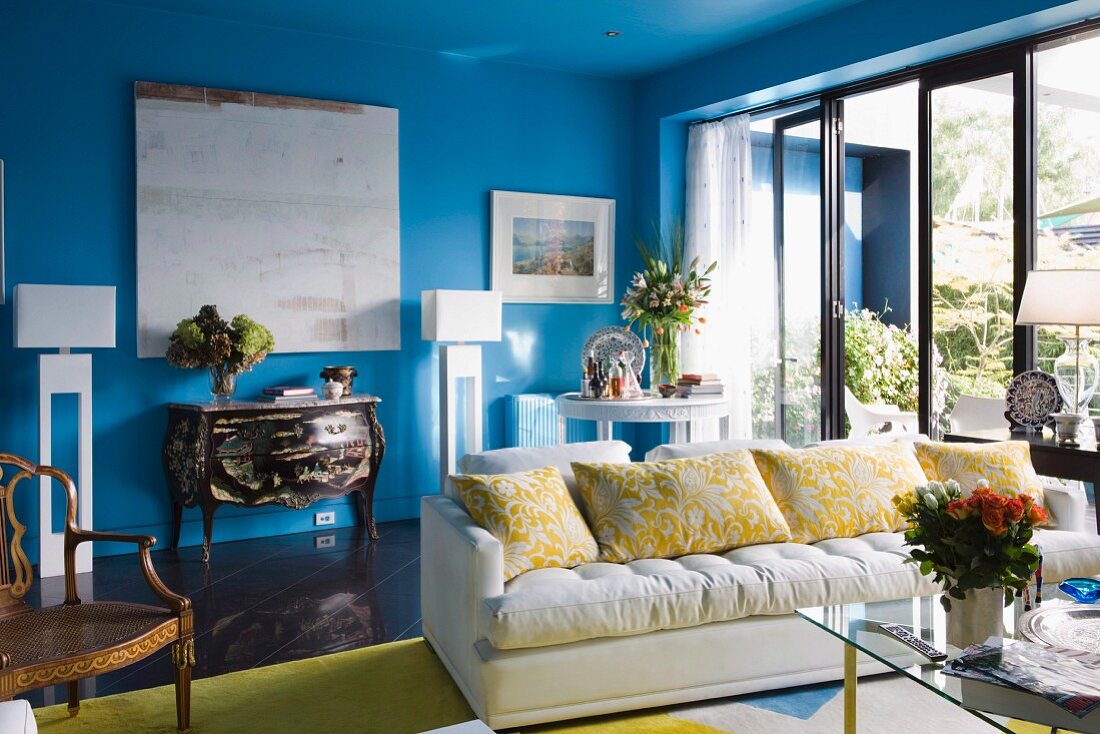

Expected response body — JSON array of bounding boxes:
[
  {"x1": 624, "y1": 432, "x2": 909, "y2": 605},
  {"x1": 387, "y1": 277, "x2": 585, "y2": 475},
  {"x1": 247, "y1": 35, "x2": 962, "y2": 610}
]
[{"x1": 0, "y1": 0, "x2": 635, "y2": 559}]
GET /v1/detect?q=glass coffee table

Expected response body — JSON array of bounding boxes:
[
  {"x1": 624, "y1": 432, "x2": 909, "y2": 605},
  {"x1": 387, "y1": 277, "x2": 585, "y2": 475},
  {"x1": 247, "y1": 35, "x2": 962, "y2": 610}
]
[{"x1": 797, "y1": 586, "x2": 1092, "y2": 734}]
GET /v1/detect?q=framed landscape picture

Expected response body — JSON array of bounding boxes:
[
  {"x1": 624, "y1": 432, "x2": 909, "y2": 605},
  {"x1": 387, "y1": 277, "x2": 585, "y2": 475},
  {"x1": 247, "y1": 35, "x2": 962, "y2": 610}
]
[{"x1": 491, "y1": 190, "x2": 615, "y2": 303}]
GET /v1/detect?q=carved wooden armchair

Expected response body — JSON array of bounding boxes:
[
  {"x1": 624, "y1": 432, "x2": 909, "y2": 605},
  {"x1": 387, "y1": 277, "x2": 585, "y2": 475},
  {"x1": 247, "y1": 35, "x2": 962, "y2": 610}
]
[{"x1": 0, "y1": 454, "x2": 194, "y2": 732}]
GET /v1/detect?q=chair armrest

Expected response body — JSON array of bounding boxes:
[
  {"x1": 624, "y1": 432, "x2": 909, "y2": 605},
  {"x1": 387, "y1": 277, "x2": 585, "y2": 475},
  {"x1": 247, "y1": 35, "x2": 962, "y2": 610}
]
[
  {"x1": 1040, "y1": 479, "x2": 1088, "y2": 534},
  {"x1": 69, "y1": 530, "x2": 156, "y2": 548},
  {"x1": 65, "y1": 529, "x2": 191, "y2": 613},
  {"x1": 421, "y1": 496, "x2": 503, "y2": 690}
]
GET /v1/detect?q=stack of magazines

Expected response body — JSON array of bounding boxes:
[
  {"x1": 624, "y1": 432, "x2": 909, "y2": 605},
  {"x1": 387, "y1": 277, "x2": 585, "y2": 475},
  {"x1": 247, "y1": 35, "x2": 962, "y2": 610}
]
[
  {"x1": 676, "y1": 373, "x2": 724, "y2": 397},
  {"x1": 259, "y1": 386, "x2": 317, "y2": 402},
  {"x1": 944, "y1": 637, "x2": 1100, "y2": 725}
]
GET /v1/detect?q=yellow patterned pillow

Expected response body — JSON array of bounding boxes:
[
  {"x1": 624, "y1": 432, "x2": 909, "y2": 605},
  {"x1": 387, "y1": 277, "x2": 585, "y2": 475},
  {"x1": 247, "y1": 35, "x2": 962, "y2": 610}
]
[
  {"x1": 452, "y1": 466, "x2": 598, "y2": 581},
  {"x1": 751, "y1": 443, "x2": 928, "y2": 542},
  {"x1": 915, "y1": 441, "x2": 1044, "y2": 506},
  {"x1": 572, "y1": 450, "x2": 791, "y2": 563}
]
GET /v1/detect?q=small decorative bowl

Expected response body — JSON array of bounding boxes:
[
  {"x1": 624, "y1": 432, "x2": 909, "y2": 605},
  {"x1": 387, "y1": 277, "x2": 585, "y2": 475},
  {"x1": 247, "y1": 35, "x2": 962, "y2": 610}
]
[
  {"x1": 657, "y1": 384, "x2": 677, "y2": 398},
  {"x1": 1059, "y1": 577, "x2": 1100, "y2": 603}
]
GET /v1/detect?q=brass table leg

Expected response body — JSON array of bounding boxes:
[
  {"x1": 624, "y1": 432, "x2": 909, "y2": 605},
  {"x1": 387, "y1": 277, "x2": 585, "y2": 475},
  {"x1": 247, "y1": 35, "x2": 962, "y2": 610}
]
[{"x1": 844, "y1": 644, "x2": 856, "y2": 734}]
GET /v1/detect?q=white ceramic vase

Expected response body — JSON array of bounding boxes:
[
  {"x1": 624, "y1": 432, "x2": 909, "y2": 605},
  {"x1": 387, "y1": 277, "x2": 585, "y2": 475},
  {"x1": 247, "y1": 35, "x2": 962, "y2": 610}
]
[{"x1": 946, "y1": 587, "x2": 1006, "y2": 648}]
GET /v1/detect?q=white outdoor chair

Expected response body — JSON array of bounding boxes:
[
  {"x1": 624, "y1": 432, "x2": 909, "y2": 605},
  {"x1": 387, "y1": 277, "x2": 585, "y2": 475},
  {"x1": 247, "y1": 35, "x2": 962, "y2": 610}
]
[
  {"x1": 844, "y1": 385, "x2": 918, "y2": 438},
  {"x1": 948, "y1": 394, "x2": 1008, "y2": 433}
]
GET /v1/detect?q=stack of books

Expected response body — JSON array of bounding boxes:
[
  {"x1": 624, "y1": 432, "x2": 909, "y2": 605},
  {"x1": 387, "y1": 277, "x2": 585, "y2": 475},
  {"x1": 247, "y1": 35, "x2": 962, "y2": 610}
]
[
  {"x1": 259, "y1": 386, "x2": 318, "y2": 402},
  {"x1": 676, "y1": 373, "x2": 724, "y2": 397}
]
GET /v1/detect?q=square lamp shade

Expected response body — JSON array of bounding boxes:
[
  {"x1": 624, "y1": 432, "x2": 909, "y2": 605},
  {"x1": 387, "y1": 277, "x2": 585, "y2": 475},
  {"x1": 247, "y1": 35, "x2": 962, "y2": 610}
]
[
  {"x1": 1016, "y1": 270, "x2": 1100, "y2": 327},
  {"x1": 421, "y1": 290, "x2": 502, "y2": 343},
  {"x1": 14, "y1": 284, "x2": 117, "y2": 349}
]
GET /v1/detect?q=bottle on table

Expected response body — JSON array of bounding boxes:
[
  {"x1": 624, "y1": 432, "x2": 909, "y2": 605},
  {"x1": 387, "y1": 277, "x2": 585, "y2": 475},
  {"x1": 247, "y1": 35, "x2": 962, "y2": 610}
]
[
  {"x1": 610, "y1": 360, "x2": 623, "y2": 399},
  {"x1": 592, "y1": 362, "x2": 606, "y2": 399},
  {"x1": 581, "y1": 351, "x2": 594, "y2": 398}
]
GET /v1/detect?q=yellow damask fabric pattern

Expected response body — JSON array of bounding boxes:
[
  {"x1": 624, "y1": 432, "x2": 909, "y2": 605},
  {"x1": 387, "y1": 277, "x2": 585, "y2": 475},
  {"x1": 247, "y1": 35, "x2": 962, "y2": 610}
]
[
  {"x1": 750, "y1": 443, "x2": 928, "y2": 542},
  {"x1": 452, "y1": 466, "x2": 598, "y2": 581},
  {"x1": 572, "y1": 450, "x2": 791, "y2": 564},
  {"x1": 915, "y1": 441, "x2": 1044, "y2": 506}
]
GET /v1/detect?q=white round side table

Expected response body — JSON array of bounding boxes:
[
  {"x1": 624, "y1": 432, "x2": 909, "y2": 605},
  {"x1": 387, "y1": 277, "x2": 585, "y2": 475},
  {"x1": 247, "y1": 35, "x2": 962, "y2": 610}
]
[{"x1": 555, "y1": 392, "x2": 730, "y2": 444}]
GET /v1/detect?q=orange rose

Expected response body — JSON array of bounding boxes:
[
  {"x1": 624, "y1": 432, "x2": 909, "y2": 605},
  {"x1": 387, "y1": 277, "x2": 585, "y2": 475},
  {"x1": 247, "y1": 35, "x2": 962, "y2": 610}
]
[
  {"x1": 1005, "y1": 498, "x2": 1025, "y2": 523},
  {"x1": 698, "y1": 317, "x2": 707, "y2": 324},
  {"x1": 981, "y1": 507, "x2": 1007, "y2": 536},
  {"x1": 945, "y1": 499, "x2": 972, "y2": 520},
  {"x1": 1027, "y1": 504, "x2": 1048, "y2": 526},
  {"x1": 679, "y1": 304, "x2": 690, "y2": 312}
]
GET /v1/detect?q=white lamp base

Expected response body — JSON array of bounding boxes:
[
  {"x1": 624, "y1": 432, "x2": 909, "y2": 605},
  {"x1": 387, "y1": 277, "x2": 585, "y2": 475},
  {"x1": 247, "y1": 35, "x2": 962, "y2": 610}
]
[
  {"x1": 440, "y1": 344, "x2": 483, "y2": 491},
  {"x1": 38, "y1": 353, "x2": 93, "y2": 577}
]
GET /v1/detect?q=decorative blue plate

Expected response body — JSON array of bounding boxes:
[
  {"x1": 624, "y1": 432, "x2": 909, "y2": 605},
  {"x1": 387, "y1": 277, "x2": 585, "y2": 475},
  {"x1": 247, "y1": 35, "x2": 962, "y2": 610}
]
[
  {"x1": 1006, "y1": 370, "x2": 1062, "y2": 430},
  {"x1": 1060, "y1": 578, "x2": 1100, "y2": 604},
  {"x1": 581, "y1": 327, "x2": 645, "y2": 374}
]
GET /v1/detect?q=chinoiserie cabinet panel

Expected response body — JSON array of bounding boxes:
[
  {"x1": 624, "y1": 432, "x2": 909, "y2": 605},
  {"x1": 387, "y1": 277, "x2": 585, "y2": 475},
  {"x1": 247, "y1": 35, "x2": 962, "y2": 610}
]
[{"x1": 162, "y1": 397, "x2": 385, "y2": 563}]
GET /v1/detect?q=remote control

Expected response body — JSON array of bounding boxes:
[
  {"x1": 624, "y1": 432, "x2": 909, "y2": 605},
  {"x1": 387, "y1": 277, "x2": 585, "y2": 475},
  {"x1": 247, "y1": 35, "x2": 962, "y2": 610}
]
[{"x1": 878, "y1": 623, "x2": 948, "y2": 662}]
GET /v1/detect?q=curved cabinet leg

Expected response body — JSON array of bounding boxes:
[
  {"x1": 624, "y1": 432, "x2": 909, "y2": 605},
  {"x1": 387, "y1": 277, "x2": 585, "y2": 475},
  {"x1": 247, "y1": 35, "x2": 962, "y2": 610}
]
[
  {"x1": 357, "y1": 488, "x2": 378, "y2": 542},
  {"x1": 170, "y1": 501, "x2": 183, "y2": 552},
  {"x1": 200, "y1": 505, "x2": 216, "y2": 564}
]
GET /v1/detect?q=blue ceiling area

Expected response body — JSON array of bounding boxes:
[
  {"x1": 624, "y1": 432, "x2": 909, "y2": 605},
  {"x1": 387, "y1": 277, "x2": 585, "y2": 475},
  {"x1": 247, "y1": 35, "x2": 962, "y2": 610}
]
[{"x1": 95, "y1": 0, "x2": 866, "y2": 77}]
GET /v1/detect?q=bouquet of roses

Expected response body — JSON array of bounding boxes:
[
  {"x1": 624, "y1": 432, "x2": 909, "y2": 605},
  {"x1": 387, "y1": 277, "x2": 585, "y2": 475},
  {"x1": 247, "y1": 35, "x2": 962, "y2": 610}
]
[{"x1": 893, "y1": 479, "x2": 1047, "y2": 611}]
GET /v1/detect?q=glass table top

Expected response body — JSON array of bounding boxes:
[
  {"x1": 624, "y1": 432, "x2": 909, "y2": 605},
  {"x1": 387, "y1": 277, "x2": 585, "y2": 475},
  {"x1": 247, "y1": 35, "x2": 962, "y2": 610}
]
[{"x1": 796, "y1": 585, "x2": 1082, "y2": 733}]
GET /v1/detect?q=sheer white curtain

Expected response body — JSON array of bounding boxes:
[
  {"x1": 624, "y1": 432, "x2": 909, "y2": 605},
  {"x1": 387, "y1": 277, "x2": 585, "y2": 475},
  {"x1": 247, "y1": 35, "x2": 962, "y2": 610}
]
[{"x1": 683, "y1": 114, "x2": 753, "y2": 438}]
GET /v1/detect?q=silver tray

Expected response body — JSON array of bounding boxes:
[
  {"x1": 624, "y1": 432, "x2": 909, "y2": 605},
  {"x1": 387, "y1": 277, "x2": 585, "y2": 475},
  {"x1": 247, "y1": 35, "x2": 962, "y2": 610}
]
[{"x1": 1018, "y1": 604, "x2": 1100, "y2": 652}]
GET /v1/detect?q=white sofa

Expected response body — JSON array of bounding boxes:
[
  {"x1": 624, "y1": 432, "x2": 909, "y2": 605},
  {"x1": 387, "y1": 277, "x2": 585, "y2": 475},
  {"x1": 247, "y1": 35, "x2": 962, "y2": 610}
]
[
  {"x1": 421, "y1": 439, "x2": 1100, "y2": 730},
  {"x1": 0, "y1": 701, "x2": 36, "y2": 734}
]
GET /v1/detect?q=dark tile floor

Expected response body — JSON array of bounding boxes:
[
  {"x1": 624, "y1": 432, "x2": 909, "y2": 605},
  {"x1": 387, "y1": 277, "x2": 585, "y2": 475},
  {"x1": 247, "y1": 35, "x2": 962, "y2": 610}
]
[{"x1": 21, "y1": 519, "x2": 421, "y2": 709}]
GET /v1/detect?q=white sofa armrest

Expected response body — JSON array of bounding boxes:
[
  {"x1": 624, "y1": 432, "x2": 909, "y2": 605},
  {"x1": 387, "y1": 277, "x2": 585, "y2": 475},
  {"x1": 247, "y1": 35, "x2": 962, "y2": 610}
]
[
  {"x1": 1041, "y1": 479, "x2": 1088, "y2": 534},
  {"x1": 421, "y1": 495, "x2": 504, "y2": 696}
]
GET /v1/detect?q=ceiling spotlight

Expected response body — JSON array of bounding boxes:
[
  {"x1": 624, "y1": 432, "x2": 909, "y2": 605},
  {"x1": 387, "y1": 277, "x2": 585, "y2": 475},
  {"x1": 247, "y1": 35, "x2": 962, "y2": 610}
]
[{"x1": 604, "y1": 30, "x2": 620, "y2": 37}]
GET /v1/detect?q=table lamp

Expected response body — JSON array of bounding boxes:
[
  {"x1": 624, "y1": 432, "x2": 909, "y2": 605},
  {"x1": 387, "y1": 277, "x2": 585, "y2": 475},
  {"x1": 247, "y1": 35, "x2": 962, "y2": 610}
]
[
  {"x1": 14, "y1": 283, "x2": 116, "y2": 576},
  {"x1": 1016, "y1": 269, "x2": 1100, "y2": 416},
  {"x1": 422, "y1": 290, "x2": 502, "y2": 491}
]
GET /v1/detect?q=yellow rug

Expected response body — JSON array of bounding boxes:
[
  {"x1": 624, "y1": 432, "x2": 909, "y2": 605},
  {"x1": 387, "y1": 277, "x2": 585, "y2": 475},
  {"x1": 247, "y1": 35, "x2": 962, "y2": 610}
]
[
  {"x1": 35, "y1": 639, "x2": 723, "y2": 734},
  {"x1": 33, "y1": 638, "x2": 1068, "y2": 734}
]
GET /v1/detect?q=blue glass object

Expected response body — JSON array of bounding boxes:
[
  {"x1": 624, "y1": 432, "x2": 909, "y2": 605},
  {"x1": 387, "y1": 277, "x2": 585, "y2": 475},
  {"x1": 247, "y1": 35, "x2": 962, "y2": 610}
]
[{"x1": 1059, "y1": 577, "x2": 1100, "y2": 603}]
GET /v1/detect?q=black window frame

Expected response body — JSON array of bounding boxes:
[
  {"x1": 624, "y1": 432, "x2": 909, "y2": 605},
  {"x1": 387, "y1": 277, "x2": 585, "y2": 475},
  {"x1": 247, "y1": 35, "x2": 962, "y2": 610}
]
[{"x1": 716, "y1": 17, "x2": 1100, "y2": 438}]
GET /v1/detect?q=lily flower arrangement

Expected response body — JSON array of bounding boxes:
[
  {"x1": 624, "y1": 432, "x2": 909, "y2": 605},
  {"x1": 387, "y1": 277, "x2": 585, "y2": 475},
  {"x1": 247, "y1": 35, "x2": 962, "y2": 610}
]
[{"x1": 620, "y1": 226, "x2": 715, "y2": 385}]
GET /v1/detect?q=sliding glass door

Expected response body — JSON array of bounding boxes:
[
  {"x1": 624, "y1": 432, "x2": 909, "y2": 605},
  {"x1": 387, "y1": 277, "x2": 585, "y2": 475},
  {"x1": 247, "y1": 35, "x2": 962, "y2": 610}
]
[
  {"x1": 747, "y1": 107, "x2": 827, "y2": 446},
  {"x1": 926, "y1": 71, "x2": 1017, "y2": 433},
  {"x1": 730, "y1": 20, "x2": 1100, "y2": 439}
]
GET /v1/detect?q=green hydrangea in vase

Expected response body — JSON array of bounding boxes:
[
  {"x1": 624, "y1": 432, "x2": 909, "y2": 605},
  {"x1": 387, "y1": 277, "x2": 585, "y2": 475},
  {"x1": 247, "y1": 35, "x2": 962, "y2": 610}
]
[
  {"x1": 620, "y1": 227, "x2": 715, "y2": 389},
  {"x1": 165, "y1": 305, "x2": 275, "y2": 401}
]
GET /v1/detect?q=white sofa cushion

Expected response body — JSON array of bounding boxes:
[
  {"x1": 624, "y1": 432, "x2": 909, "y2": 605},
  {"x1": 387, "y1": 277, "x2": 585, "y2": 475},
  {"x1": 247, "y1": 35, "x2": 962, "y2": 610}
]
[
  {"x1": 448, "y1": 440, "x2": 632, "y2": 508},
  {"x1": 645, "y1": 438, "x2": 789, "y2": 462},
  {"x1": 481, "y1": 527, "x2": 1100, "y2": 650}
]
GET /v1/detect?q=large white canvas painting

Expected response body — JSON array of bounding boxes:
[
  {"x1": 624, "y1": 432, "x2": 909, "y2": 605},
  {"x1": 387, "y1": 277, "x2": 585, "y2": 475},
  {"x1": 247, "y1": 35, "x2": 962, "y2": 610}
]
[{"x1": 135, "y1": 82, "x2": 400, "y2": 357}]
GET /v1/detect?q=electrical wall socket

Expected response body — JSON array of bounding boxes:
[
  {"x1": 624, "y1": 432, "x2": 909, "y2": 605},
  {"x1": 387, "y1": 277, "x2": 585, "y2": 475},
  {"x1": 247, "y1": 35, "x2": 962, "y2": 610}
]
[
  {"x1": 314, "y1": 511, "x2": 336, "y2": 526},
  {"x1": 315, "y1": 535, "x2": 335, "y2": 549}
]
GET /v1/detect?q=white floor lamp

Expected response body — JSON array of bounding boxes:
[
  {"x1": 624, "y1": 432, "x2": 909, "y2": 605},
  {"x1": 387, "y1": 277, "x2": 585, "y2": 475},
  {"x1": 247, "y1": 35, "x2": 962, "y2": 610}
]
[
  {"x1": 422, "y1": 290, "x2": 502, "y2": 491},
  {"x1": 14, "y1": 284, "x2": 116, "y2": 577}
]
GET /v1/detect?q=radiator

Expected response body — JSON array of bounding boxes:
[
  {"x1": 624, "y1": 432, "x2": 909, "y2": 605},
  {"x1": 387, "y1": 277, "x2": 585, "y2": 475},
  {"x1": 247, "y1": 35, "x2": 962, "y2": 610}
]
[{"x1": 505, "y1": 393, "x2": 595, "y2": 447}]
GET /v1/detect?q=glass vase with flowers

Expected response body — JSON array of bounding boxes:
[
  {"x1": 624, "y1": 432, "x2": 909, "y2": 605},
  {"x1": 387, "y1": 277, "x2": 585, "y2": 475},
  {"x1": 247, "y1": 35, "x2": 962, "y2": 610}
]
[{"x1": 620, "y1": 227, "x2": 715, "y2": 389}]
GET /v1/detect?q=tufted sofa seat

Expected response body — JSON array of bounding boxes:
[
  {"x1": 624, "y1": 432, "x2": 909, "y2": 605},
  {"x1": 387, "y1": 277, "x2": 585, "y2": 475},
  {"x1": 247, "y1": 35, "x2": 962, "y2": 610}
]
[{"x1": 485, "y1": 528, "x2": 1100, "y2": 649}]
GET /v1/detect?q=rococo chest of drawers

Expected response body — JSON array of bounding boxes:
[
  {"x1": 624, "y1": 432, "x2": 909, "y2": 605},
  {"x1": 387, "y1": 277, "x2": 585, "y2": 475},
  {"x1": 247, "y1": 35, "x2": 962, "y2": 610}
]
[{"x1": 162, "y1": 396, "x2": 385, "y2": 562}]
